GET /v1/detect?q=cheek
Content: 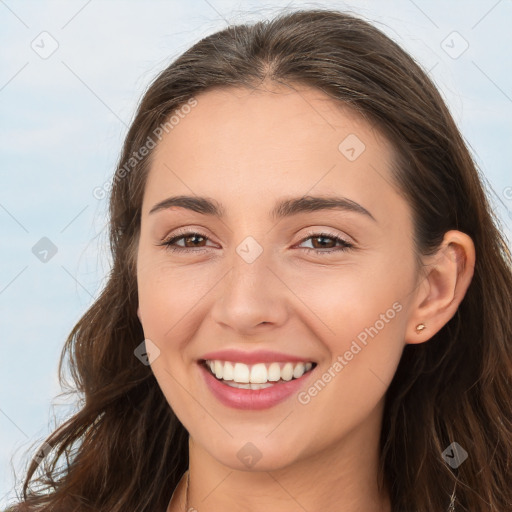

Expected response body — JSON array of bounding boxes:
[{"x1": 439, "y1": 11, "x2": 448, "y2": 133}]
[
  {"x1": 136, "y1": 260, "x2": 215, "y2": 350},
  {"x1": 278, "y1": 257, "x2": 410, "y2": 400},
  {"x1": 289, "y1": 271, "x2": 407, "y2": 446},
  {"x1": 279, "y1": 256, "x2": 410, "y2": 344},
  {"x1": 136, "y1": 263, "x2": 208, "y2": 414}
]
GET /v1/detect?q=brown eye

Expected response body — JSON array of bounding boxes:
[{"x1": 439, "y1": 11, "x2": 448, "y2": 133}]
[
  {"x1": 160, "y1": 231, "x2": 213, "y2": 253},
  {"x1": 178, "y1": 233, "x2": 207, "y2": 248},
  {"x1": 159, "y1": 230, "x2": 354, "y2": 255},
  {"x1": 297, "y1": 232, "x2": 353, "y2": 254}
]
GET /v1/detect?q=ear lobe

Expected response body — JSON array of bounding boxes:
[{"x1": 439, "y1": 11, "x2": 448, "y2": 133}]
[{"x1": 405, "y1": 230, "x2": 475, "y2": 344}]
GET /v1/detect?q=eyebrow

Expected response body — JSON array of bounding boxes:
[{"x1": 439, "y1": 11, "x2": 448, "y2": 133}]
[{"x1": 148, "y1": 195, "x2": 376, "y2": 222}]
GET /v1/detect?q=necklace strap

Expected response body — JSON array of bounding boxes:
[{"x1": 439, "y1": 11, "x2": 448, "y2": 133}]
[{"x1": 184, "y1": 469, "x2": 190, "y2": 512}]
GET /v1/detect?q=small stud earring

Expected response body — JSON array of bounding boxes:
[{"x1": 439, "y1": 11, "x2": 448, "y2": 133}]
[{"x1": 416, "y1": 323, "x2": 426, "y2": 332}]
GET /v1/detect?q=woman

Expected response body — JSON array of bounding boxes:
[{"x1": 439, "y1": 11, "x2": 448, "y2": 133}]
[{"x1": 8, "y1": 8, "x2": 512, "y2": 512}]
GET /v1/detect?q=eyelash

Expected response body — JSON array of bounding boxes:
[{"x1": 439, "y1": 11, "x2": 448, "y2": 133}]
[{"x1": 158, "y1": 230, "x2": 354, "y2": 255}]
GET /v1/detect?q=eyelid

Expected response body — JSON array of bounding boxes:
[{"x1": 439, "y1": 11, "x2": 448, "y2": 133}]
[
  {"x1": 158, "y1": 227, "x2": 355, "y2": 256},
  {"x1": 159, "y1": 227, "x2": 217, "y2": 248},
  {"x1": 295, "y1": 228, "x2": 354, "y2": 246},
  {"x1": 160, "y1": 225, "x2": 216, "y2": 242},
  {"x1": 161, "y1": 226, "x2": 353, "y2": 245}
]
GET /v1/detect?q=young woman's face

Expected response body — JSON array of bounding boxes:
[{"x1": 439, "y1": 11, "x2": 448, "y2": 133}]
[{"x1": 136, "y1": 84, "x2": 420, "y2": 472}]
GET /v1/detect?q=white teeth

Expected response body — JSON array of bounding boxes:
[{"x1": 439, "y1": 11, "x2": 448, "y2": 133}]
[
  {"x1": 225, "y1": 382, "x2": 274, "y2": 390},
  {"x1": 281, "y1": 362, "x2": 294, "y2": 381},
  {"x1": 204, "y1": 359, "x2": 315, "y2": 384},
  {"x1": 226, "y1": 382, "x2": 251, "y2": 389},
  {"x1": 268, "y1": 362, "x2": 281, "y2": 381},
  {"x1": 293, "y1": 362, "x2": 305, "y2": 379},
  {"x1": 233, "y1": 362, "x2": 250, "y2": 383},
  {"x1": 214, "y1": 360, "x2": 223, "y2": 379},
  {"x1": 223, "y1": 361, "x2": 234, "y2": 381},
  {"x1": 250, "y1": 363, "x2": 268, "y2": 384},
  {"x1": 249, "y1": 383, "x2": 274, "y2": 390}
]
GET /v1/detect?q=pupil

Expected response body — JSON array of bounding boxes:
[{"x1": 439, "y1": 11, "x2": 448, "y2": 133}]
[
  {"x1": 315, "y1": 236, "x2": 333, "y2": 248},
  {"x1": 186, "y1": 235, "x2": 203, "y2": 247}
]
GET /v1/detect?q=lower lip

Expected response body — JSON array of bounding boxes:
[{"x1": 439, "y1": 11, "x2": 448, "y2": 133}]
[{"x1": 199, "y1": 363, "x2": 314, "y2": 410}]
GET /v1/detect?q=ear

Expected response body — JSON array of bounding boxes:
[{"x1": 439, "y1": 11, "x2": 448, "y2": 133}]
[{"x1": 405, "y1": 230, "x2": 475, "y2": 344}]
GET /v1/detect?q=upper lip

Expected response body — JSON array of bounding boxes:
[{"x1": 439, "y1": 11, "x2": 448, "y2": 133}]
[{"x1": 199, "y1": 349, "x2": 315, "y2": 365}]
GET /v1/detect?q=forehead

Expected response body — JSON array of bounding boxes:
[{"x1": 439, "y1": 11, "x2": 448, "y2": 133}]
[
  {"x1": 151, "y1": 83, "x2": 391, "y2": 163},
  {"x1": 143, "y1": 84, "x2": 403, "y2": 226}
]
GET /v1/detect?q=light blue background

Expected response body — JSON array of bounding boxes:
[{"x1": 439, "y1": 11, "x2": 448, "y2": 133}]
[{"x1": 1, "y1": 0, "x2": 511, "y2": 506}]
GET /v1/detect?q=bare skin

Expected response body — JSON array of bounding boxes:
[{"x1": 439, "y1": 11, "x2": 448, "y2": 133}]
[{"x1": 135, "y1": 82, "x2": 475, "y2": 512}]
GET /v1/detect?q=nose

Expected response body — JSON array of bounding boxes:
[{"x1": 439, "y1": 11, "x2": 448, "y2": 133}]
[{"x1": 209, "y1": 247, "x2": 290, "y2": 336}]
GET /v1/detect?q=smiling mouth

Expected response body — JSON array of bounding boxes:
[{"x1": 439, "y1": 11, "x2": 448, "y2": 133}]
[{"x1": 201, "y1": 359, "x2": 317, "y2": 390}]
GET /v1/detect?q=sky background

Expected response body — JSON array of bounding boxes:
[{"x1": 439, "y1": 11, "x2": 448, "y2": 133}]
[{"x1": 1, "y1": 0, "x2": 511, "y2": 507}]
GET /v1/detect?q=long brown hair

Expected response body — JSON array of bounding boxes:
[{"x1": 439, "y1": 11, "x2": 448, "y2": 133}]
[{"x1": 8, "y1": 8, "x2": 512, "y2": 512}]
